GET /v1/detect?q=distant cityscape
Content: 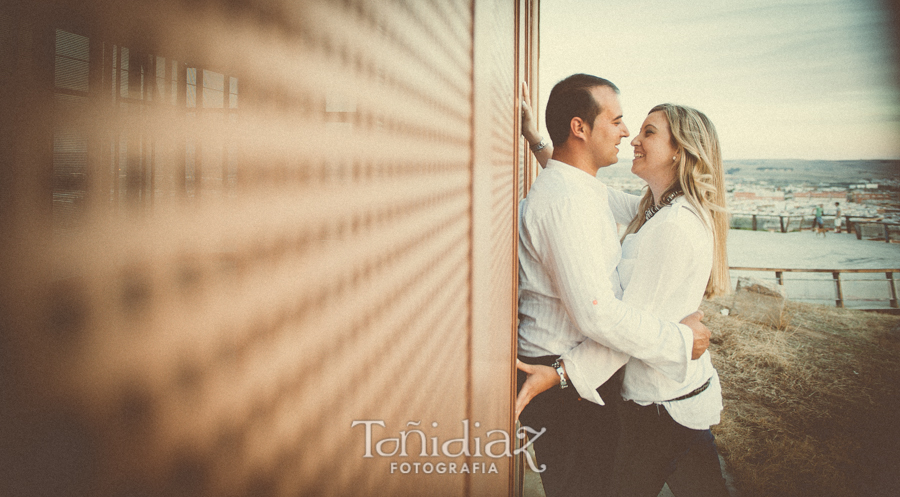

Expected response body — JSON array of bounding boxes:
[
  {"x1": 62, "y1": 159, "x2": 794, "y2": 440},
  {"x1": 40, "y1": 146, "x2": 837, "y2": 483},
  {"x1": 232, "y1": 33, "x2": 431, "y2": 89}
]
[{"x1": 599, "y1": 159, "x2": 900, "y2": 224}]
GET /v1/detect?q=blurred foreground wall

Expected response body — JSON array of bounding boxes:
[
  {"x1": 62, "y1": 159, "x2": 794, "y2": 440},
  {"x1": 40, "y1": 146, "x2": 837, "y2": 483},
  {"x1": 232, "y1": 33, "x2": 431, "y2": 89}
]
[{"x1": 0, "y1": 0, "x2": 539, "y2": 495}]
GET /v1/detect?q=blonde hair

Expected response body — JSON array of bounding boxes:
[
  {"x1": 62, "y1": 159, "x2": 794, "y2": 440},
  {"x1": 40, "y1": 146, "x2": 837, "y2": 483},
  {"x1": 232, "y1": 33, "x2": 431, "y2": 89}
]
[{"x1": 622, "y1": 104, "x2": 730, "y2": 298}]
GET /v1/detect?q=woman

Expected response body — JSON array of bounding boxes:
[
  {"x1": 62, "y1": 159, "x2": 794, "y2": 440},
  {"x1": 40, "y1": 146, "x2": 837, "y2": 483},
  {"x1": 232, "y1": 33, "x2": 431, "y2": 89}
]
[{"x1": 520, "y1": 86, "x2": 731, "y2": 496}]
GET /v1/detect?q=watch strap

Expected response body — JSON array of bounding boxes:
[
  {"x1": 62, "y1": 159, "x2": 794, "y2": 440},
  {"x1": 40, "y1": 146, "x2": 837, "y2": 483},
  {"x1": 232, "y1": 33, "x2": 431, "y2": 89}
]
[{"x1": 551, "y1": 360, "x2": 568, "y2": 389}]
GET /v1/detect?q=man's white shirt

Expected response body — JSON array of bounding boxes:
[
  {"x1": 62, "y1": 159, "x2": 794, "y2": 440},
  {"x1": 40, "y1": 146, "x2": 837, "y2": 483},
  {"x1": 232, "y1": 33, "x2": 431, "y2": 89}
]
[{"x1": 517, "y1": 159, "x2": 693, "y2": 405}]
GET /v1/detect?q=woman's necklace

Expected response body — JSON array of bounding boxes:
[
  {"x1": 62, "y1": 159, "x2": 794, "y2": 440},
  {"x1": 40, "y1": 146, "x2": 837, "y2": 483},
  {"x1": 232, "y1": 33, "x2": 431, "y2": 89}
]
[{"x1": 644, "y1": 189, "x2": 683, "y2": 221}]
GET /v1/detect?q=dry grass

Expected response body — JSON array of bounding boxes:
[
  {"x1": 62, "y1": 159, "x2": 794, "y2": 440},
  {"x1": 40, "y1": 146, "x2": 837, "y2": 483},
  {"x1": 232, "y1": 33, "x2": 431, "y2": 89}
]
[{"x1": 703, "y1": 297, "x2": 900, "y2": 497}]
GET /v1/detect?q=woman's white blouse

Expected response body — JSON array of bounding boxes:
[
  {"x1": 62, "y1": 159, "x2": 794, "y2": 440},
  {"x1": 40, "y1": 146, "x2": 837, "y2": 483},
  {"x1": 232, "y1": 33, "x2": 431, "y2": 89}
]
[{"x1": 617, "y1": 196, "x2": 723, "y2": 430}]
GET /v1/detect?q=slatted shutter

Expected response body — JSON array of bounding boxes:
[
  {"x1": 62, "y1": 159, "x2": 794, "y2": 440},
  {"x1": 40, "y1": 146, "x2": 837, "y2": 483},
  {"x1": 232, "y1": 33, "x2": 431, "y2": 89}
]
[{"x1": 0, "y1": 0, "x2": 539, "y2": 495}]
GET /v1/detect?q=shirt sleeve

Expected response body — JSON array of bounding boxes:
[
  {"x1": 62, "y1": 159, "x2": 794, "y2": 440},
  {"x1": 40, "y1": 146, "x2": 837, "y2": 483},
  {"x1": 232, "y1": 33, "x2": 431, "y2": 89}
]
[
  {"x1": 562, "y1": 338, "x2": 629, "y2": 404},
  {"x1": 533, "y1": 193, "x2": 693, "y2": 399},
  {"x1": 606, "y1": 185, "x2": 642, "y2": 225}
]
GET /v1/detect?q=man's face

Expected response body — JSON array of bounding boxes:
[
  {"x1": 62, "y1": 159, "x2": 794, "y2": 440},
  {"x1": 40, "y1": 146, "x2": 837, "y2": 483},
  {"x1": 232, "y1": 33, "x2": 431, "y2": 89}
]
[{"x1": 585, "y1": 86, "x2": 629, "y2": 169}]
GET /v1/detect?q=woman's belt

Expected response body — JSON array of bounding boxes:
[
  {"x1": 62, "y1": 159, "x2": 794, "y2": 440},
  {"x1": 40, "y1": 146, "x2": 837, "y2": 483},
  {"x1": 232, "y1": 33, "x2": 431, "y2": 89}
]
[{"x1": 663, "y1": 377, "x2": 712, "y2": 403}]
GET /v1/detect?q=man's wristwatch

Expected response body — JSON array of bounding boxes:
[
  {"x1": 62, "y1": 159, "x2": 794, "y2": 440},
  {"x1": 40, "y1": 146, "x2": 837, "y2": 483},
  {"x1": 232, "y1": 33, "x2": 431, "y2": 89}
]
[
  {"x1": 551, "y1": 360, "x2": 568, "y2": 389},
  {"x1": 530, "y1": 137, "x2": 548, "y2": 153}
]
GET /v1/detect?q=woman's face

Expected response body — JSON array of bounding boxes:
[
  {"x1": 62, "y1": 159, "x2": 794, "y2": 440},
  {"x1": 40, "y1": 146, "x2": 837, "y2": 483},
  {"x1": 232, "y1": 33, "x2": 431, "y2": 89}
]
[{"x1": 630, "y1": 111, "x2": 678, "y2": 187}]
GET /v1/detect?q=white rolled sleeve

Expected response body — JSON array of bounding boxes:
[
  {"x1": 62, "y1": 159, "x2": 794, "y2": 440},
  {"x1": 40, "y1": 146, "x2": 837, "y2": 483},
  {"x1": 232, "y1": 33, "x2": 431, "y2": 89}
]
[{"x1": 606, "y1": 185, "x2": 642, "y2": 225}]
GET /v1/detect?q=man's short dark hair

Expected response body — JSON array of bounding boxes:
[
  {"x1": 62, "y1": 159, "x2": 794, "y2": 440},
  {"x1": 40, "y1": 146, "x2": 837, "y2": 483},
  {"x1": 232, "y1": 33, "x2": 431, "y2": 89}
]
[{"x1": 545, "y1": 74, "x2": 619, "y2": 147}]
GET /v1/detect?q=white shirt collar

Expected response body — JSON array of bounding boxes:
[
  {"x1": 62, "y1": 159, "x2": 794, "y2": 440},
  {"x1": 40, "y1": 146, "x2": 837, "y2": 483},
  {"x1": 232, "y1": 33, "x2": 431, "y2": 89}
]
[{"x1": 545, "y1": 159, "x2": 606, "y2": 191}]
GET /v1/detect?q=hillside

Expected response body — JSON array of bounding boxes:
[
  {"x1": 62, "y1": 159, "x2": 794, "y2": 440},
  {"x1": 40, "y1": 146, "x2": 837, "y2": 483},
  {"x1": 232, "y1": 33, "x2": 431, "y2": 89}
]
[
  {"x1": 599, "y1": 159, "x2": 900, "y2": 186},
  {"x1": 722, "y1": 159, "x2": 900, "y2": 184},
  {"x1": 704, "y1": 297, "x2": 900, "y2": 497}
]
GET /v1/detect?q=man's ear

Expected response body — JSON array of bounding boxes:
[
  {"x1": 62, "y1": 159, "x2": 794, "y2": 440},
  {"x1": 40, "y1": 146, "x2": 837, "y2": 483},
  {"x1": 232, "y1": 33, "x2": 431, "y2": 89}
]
[{"x1": 569, "y1": 117, "x2": 588, "y2": 141}]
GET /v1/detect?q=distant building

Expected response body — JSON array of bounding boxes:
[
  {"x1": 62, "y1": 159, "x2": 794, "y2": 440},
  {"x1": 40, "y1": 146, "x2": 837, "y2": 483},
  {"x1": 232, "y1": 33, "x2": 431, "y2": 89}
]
[
  {"x1": 733, "y1": 190, "x2": 785, "y2": 201},
  {"x1": 849, "y1": 191, "x2": 894, "y2": 203},
  {"x1": 792, "y1": 190, "x2": 847, "y2": 201}
]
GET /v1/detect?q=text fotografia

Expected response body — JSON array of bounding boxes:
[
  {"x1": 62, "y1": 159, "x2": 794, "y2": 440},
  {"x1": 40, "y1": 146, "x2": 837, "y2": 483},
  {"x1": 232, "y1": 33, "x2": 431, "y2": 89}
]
[
  {"x1": 351, "y1": 420, "x2": 546, "y2": 474},
  {"x1": 391, "y1": 461, "x2": 497, "y2": 475}
]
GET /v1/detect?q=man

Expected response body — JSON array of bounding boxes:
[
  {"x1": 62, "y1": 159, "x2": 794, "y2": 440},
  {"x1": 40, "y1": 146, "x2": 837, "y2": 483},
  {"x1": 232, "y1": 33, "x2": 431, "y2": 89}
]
[
  {"x1": 834, "y1": 202, "x2": 843, "y2": 233},
  {"x1": 515, "y1": 74, "x2": 710, "y2": 497},
  {"x1": 815, "y1": 204, "x2": 825, "y2": 236}
]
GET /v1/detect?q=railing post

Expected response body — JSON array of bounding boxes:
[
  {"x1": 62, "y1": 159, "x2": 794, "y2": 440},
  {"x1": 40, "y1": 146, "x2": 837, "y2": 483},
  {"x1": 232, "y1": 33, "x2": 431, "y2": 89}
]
[
  {"x1": 779, "y1": 216, "x2": 786, "y2": 233},
  {"x1": 833, "y1": 271, "x2": 844, "y2": 308},
  {"x1": 854, "y1": 223, "x2": 862, "y2": 240},
  {"x1": 729, "y1": 267, "x2": 900, "y2": 309},
  {"x1": 752, "y1": 215, "x2": 757, "y2": 231},
  {"x1": 884, "y1": 223, "x2": 890, "y2": 243},
  {"x1": 888, "y1": 272, "x2": 898, "y2": 308}
]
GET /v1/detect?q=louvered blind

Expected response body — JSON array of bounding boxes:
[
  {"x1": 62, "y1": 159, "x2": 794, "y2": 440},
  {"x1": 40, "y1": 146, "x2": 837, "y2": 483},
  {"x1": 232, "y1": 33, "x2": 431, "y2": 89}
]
[{"x1": 0, "y1": 0, "x2": 538, "y2": 495}]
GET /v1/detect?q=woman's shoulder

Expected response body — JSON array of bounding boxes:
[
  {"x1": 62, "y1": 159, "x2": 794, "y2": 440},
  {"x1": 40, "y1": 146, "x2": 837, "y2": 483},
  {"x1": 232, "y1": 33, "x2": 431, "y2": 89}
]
[
  {"x1": 656, "y1": 197, "x2": 710, "y2": 234},
  {"x1": 634, "y1": 198, "x2": 712, "y2": 255}
]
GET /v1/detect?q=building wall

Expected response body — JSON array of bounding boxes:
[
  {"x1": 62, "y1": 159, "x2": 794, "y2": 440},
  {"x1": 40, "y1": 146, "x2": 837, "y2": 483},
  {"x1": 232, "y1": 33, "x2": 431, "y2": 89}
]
[
  {"x1": 793, "y1": 191, "x2": 848, "y2": 201},
  {"x1": 849, "y1": 191, "x2": 894, "y2": 203},
  {"x1": 0, "y1": 0, "x2": 539, "y2": 495}
]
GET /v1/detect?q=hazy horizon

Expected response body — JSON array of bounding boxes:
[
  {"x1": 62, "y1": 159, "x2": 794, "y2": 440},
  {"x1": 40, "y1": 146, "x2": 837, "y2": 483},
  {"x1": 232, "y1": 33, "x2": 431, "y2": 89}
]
[
  {"x1": 602, "y1": 156, "x2": 900, "y2": 185},
  {"x1": 615, "y1": 156, "x2": 900, "y2": 163}
]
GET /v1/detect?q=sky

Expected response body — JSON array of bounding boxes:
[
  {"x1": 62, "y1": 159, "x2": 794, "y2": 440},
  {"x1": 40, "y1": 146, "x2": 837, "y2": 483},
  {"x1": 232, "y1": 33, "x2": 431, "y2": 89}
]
[{"x1": 537, "y1": 0, "x2": 900, "y2": 161}]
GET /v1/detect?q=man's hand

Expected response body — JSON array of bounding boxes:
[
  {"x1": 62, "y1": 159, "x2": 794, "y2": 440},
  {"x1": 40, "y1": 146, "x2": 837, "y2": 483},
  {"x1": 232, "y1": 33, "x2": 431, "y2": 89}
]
[
  {"x1": 680, "y1": 310, "x2": 710, "y2": 360},
  {"x1": 515, "y1": 359, "x2": 560, "y2": 421}
]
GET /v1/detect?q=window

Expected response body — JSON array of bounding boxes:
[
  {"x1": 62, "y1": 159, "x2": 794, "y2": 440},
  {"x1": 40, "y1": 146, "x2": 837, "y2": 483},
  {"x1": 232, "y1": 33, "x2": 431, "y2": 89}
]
[{"x1": 51, "y1": 28, "x2": 239, "y2": 232}]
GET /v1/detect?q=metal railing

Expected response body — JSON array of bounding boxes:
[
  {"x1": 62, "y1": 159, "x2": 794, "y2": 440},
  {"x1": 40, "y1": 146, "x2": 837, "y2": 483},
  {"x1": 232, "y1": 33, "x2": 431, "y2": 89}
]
[
  {"x1": 730, "y1": 213, "x2": 900, "y2": 242},
  {"x1": 729, "y1": 267, "x2": 900, "y2": 309},
  {"x1": 851, "y1": 221, "x2": 900, "y2": 243}
]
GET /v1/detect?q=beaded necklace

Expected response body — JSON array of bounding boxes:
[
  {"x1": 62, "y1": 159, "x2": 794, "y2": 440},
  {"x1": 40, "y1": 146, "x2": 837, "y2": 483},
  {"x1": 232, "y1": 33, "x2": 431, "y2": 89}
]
[{"x1": 644, "y1": 189, "x2": 683, "y2": 221}]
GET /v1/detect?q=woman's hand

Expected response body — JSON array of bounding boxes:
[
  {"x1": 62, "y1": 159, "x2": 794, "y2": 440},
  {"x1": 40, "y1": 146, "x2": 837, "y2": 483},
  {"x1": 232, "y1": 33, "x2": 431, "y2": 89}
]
[
  {"x1": 515, "y1": 359, "x2": 563, "y2": 421},
  {"x1": 521, "y1": 81, "x2": 541, "y2": 144},
  {"x1": 520, "y1": 81, "x2": 552, "y2": 168}
]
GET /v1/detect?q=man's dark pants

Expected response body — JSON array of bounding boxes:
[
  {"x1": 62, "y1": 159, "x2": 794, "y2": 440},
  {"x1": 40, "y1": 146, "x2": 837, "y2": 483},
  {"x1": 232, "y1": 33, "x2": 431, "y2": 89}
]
[{"x1": 517, "y1": 356, "x2": 624, "y2": 497}]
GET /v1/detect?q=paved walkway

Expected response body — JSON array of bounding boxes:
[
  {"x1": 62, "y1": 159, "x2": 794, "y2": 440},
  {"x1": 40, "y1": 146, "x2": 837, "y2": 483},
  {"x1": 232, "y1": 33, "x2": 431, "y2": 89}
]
[
  {"x1": 523, "y1": 455, "x2": 738, "y2": 497},
  {"x1": 727, "y1": 229, "x2": 900, "y2": 270}
]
